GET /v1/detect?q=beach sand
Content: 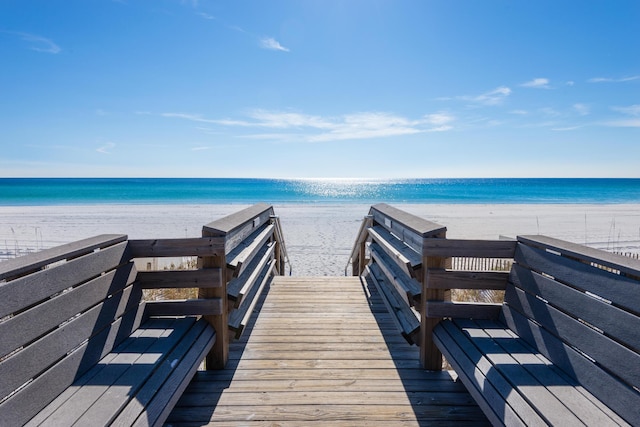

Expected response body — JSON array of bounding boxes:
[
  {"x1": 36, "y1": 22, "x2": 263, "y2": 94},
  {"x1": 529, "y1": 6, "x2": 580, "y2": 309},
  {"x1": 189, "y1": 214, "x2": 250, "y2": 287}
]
[{"x1": 1, "y1": 203, "x2": 639, "y2": 276}]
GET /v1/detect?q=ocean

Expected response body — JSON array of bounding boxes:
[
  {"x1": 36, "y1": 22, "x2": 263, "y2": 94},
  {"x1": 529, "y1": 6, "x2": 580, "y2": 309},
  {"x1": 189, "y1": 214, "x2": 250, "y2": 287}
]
[{"x1": 1, "y1": 178, "x2": 640, "y2": 205}]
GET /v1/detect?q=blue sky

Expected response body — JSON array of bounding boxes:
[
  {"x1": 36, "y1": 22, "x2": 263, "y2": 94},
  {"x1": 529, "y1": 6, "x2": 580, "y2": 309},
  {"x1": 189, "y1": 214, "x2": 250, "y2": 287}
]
[{"x1": 1, "y1": 0, "x2": 638, "y2": 178}]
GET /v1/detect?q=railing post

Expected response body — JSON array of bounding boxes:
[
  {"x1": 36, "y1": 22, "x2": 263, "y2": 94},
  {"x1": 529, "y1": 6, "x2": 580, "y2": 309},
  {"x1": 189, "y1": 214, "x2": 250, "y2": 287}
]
[
  {"x1": 199, "y1": 228, "x2": 229, "y2": 370},
  {"x1": 420, "y1": 229, "x2": 449, "y2": 370}
]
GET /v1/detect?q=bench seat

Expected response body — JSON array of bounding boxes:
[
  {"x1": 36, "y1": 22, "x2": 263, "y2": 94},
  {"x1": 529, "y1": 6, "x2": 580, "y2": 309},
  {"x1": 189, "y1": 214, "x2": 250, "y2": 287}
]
[
  {"x1": 26, "y1": 316, "x2": 215, "y2": 427},
  {"x1": 432, "y1": 235, "x2": 640, "y2": 426},
  {"x1": 434, "y1": 318, "x2": 629, "y2": 426}
]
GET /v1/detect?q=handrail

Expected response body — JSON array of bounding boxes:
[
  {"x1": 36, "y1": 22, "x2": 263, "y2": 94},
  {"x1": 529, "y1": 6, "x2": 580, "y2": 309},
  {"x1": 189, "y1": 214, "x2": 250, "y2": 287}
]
[
  {"x1": 345, "y1": 215, "x2": 373, "y2": 276},
  {"x1": 271, "y1": 215, "x2": 292, "y2": 275}
]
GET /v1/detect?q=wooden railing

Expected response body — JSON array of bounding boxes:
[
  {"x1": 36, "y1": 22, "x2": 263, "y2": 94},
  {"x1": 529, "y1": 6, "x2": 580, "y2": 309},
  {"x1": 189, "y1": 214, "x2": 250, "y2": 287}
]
[
  {"x1": 350, "y1": 203, "x2": 516, "y2": 370},
  {"x1": 130, "y1": 203, "x2": 289, "y2": 370}
]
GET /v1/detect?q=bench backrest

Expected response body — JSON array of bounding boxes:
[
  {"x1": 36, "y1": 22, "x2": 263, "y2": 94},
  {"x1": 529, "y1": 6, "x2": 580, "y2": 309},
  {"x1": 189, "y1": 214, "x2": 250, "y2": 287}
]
[
  {"x1": 502, "y1": 235, "x2": 640, "y2": 425},
  {"x1": 0, "y1": 235, "x2": 143, "y2": 426}
]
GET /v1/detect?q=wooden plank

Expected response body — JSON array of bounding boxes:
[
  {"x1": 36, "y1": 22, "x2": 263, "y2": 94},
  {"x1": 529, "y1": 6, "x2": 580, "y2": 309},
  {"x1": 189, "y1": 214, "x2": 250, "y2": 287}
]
[
  {"x1": 426, "y1": 269, "x2": 508, "y2": 290},
  {"x1": 229, "y1": 260, "x2": 276, "y2": 339},
  {"x1": 366, "y1": 265, "x2": 420, "y2": 344},
  {"x1": 433, "y1": 321, "x2": 530, "y2": 427},
  {"x1": 510, "y1": 263, "x2": 640, "y2": 357},
  {"x1": 453, "y1": 318, "x2": 586, "y2": 426},
  {"x1": 226, "y1": 223, "x2": 274, "y2": 275},
  {"x1": 500, "y1": 305, "x2": 640, "y2": 426},
  {"x1": 514, "y1": 243, "x2": 640, "y2": 315},
  {"x1": 203, "y1": 204, "x2": 274, "y2": 254},
  {"x1": 137, "y1": 269, "x2": 222, "y2": 289},
  {"x1": 348, "y1": 215, "x2": 373, "y2": 264},
  {"x1": 0, "y1": 234, "x2": 127, "y2": 281},
  {"x1": 518, "y1": 234, "x2": 640, "y2": 278},
  {"x1": 127, "y1": 237, "x2": 225, "y2": 258},
  {"x1": 144, "y1": 298, "x2": 223, "y2": 317},
  {"x1": 476, "y1": 319, "x2": 632, "y2": 426},
  {"x1": 504, "y1": 283, "x2": 640, "y2": 390},
  {"x1": 132, "y1": 320, "x2": 217, "y2": 427},
  {"x1": 425, "y1": 301, "x2": 501, "y2": 319},
  {"x1": 369, "y1": 225, "x2": 421, "y2": 278},
  {"x1": 0, "y1": 302, "x2": 146, "y2": 427},
  {"x1": 370, "y1": 203, "x2": 446, "y2": 237},
  {"x1": 0, "y1": 262, "x2": 137, "y2": 359},
  {"x1": 370, "y1": 242, "x2": 421, "y2": 306},
  {"x1": 0, "y1": 284, "x2": 143, "y2": 401},
  {"x1": 423, "y1": 239, "x2": 516, "y2": 258},
  {"x1": 39, "y1": 318, "x2": 183, "y2": 426},
  {"x1": 112, "y1": 319, "x2": 215, "y2": 427},
  {"x1": 0, "y1": 241, "x2": 130, "y2": 319},
  {"x1": 227, "y1": 242, "x2": 275, "y2": 307}
]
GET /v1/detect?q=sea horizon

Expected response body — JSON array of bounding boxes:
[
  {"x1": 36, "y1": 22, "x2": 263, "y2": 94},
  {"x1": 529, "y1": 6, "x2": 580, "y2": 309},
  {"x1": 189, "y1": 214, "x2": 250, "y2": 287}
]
[{"x1": 2, "y1": 177, "x2": 640, "y2": 206}]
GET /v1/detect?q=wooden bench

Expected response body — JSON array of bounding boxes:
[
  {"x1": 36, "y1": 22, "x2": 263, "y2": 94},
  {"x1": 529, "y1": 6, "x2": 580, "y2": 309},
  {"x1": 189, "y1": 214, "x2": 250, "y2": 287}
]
[
  {"x1": 0, "y1": 235, "x2": 219, "y2": 426},
  {"x1": 432, "y1": 235, "x2": 640, "y2": 426}
]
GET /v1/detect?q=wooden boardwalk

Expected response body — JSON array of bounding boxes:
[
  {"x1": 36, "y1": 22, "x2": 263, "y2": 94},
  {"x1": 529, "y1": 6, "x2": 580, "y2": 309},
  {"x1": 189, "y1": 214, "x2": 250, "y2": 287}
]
[{"x1": 166, "y1": 276, "x2": 490, "y2": 426}]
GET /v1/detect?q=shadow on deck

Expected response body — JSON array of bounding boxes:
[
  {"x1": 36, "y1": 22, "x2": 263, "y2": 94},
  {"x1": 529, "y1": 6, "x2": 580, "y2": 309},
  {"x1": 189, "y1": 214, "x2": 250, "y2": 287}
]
[{"x1": 166, "y1": 276, "x2": 490, "y2": 426}]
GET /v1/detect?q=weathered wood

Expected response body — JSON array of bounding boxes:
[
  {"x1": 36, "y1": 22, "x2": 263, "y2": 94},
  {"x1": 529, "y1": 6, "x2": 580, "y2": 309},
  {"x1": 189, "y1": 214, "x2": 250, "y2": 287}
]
[
  {"x1": 168, "y1": 276, "x2": 489, "y2": 426},
  {"x1": 515, "y1": 242, "x2": 640, "y2": 314},
  {"x1": 423, "y1": 238, "x2": 516, "y2": 258},
  {"x1": 0, "y1": 284, "x2": 143, "y2": 401},
  {"x1": 0, "y1": 241, "x2": 131, "y2": 319},
  {"x1": 226, "y1": 223, "x2": 274, "y2": 276},
  {"x1": 227, "y1": 242, "x2": 275, "y2": 307},
  {"x1": 0, "y1": 261, "x2": 137, "y2": 359},
  {"x1": 200, "y1": 227, "x2": 229, "y2": 370},
  {"x1": 127, "y1": 237, "x2": 225, "y2": 258},
  {"x1": 348, "y1": 215, "x2": 373, "y2": 273},
  {"x1": 366, "y1": 265, "x2": 420, "y2": 345},
  {"x1": 518, "y1": 234, "x2": 640, "y2": 278},
  {"x1": 228, "y1": 260, "x2": 276, "y2": 339},
  {"x1": 425, "y1": 301, "x2": 502, "y2": 319},
  {"x1": 504, "y1": 283, "x2": 640, "y2": 390},
  {"x1": 500, "y1": 305, "x2": 640, "y2": 426},
  {"x1": 369, "y1": 242, "x2": 421, "y2": 307},
  {"x1": 369, "y1": 225, "x2": 422, "y2": 278},
  {"x1": 509, "y1": 262, "x2": 640, "y2": 356},
  {"x1": 426, "y1": 269, "x2": 509, "y2": 290},
  {"x1": 203, "y1": 203, "x2": 274, "y2": 254},
  {"x1": 144, "y1": 298, "x2": 224, "y2": 317},
  {"x1": 0, "y1": 234, "x2": 127, "y2": 281},
  {"x1": 0, "y1": 302, "x2": 146, "y2": 426},
  {"x1": 137, "y1": 268, "x2": 222, "y2": 289},
  {"x1": 370, "y1": 203, "x2": 446, "y2": 253}
]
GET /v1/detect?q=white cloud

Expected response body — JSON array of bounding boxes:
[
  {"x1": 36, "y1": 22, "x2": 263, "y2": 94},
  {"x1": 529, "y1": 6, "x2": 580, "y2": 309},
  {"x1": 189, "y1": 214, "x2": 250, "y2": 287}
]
[
  {"x1": 164, "y1": 109, "x2": 454, "y2": 142},
  {"x1": 521, "y1": 78, "x2": 550, "y2": 89},
  {"x1": 191, "y1": 146, "x2": 211, "y2": 151},
  {"x1": 6, "y1": 31, "x2": 61, "y2": 54},
  {"x1": 588, "y1": 75, "x2": 640, "y2": 83},
  {"x1": 197, "y1": 12, "x2": 215, "y2": 20},
  {"x1": 573, "y1": 103, "x2": 590, "y2": 116},
  {"x1": 509, "y1": 110, "x2": 528, "y2": 115},
  {"x1": 96, "y1": 142, "x2": 115, "y2": 154},
  {"x1": 259, "y1": 37, "x2": 290, "y2": 52},
  {"x1": 603, "y1": 119, "x2": 640, "y2": 128},
  {"x1": 455, "y1": 86, "x2": 512, "y2": 106},
  {"x1": 611, "y1": 105, "x2": 640, "y2": 116}
]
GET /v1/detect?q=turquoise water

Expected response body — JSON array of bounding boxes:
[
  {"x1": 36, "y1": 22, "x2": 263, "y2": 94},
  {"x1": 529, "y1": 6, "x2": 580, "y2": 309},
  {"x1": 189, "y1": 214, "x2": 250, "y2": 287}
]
[{"x1": 1, "y1": 178, "x2": 639, "y2": 205}]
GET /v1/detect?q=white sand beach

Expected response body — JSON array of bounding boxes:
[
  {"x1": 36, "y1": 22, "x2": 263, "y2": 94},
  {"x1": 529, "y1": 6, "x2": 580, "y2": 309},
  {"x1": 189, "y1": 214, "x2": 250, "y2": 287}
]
[{"x1": 1, "y1": 203, "x2": 639, "y2": 276}]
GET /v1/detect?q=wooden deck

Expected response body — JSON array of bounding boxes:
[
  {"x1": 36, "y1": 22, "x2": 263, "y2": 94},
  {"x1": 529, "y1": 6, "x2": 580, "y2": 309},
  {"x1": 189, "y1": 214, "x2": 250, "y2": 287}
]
[{"x1": 166, "y1": 276, "x2": 490, "y2": 426}]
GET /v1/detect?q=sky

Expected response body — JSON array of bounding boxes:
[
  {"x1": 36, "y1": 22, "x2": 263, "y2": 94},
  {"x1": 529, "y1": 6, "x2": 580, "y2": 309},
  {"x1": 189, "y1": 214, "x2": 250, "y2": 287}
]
[{"x1": 1, "y1": 0, "x2": 639, "y2": 179}]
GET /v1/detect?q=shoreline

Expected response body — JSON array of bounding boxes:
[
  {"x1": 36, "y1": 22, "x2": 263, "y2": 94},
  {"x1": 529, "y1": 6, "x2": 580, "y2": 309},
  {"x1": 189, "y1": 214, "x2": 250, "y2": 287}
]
[{"x1": 2, "y1": 203, "x2": 639, "y2": 275}]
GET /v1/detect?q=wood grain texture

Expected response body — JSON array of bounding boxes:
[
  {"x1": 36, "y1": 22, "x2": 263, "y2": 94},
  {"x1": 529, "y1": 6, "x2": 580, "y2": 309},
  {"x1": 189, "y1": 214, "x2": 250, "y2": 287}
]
[
  {"x1": 166, "y1": 276, "x2": 489, "y2": 426},
  {"x1": 426, "y1": 269, "x2": 508, "y2": 290},
  {"x1": 423, "y1": 239, "x2": 516, "y2": 258},
  {"x1": 137, "y1": 268, "x2": 222, "y2": 289},
  {"x1": 127, "y1": 237, "x2": 225, "y2": 258}
]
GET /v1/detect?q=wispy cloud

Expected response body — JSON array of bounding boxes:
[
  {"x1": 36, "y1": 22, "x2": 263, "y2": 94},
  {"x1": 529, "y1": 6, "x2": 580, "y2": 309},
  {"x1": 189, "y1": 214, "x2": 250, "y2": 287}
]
[
  {"x1": 191, "y1": 146, "x2": 211, "y2": 151},
  {"x1": 197, "y1": 12, "x2": 215, "y2": 20},
  {"x1": 96, "y1": 142, "x2": 115, "y2": 154},
  {"x1": 521, "y1": 78, "x2": 550, "y2": 89},
  {"x1": 588, "y1": 75, "x2": 640, "y2": 83},
  {"x1": 441, "y1": 86, "x2": 511, "y2": 106},
  {"x1": 163, "y1": 109, "x2": 455, "y2": 142},
  {"x1": 5, "y1": 31, "x2": 61, "y2": 54},
  {"x1": 611, "y1": 104, "x2": 640, "y2": 116},
  {"x1": 259, "y1": 37, "x2": 290, "y2": 52},
  {"x1": 573, "y1": 103, "x2": 590, "y2": 116}
]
